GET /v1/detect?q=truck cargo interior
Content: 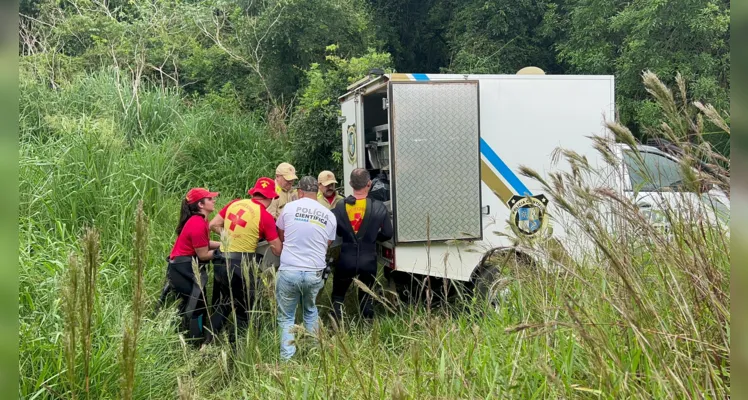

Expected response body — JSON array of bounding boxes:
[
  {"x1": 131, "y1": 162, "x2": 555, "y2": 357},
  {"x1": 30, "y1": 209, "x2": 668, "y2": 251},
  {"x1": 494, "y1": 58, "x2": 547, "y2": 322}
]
[{"x1": 361, "y1": 90, "x2": 391, "y2": 204}]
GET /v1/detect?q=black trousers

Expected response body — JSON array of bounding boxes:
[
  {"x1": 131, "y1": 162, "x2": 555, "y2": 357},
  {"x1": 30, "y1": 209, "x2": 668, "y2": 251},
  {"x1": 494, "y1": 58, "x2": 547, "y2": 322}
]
[
  {"x1": 208, "y1": 256, "x2": 259, "y2": 341},
  {"x1": 331, "y1": 267, "x2": 376, "y2": 319},
  {"x1": 166, "y1": 262, "x2": 208, "y2": 341}
]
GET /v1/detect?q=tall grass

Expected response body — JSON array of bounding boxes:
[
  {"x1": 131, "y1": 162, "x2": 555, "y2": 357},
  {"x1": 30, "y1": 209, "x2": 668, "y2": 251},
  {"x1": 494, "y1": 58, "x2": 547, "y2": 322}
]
[
  {"x1": 18, "y1": 67, "x2": 293, "y2": 398},
  {"x1": 19, "y1": 67, "x2": 729, "y2": 399},
  {"x1": 511, "y1": 72, "x2": 730, "y2": 397},
  {"x1": 121, "y1": 201, "x2": 148, "y2": 400},
  {"x1": 61, "y1": 254, "x2": 79, "y2": 399},
  {"x1": 80, "y1": 227, "x2": 100, "y2": 395}
]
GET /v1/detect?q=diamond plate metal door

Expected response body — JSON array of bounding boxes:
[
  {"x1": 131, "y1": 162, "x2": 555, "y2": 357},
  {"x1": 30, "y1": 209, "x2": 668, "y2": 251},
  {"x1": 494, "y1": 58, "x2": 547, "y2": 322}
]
[{"x1": 390, "y1": 82, "x2": 482, "y2": 242}]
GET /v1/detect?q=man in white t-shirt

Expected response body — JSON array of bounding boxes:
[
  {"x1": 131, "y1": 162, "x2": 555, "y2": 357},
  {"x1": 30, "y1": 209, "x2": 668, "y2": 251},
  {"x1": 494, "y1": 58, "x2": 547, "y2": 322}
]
[{"x1": 275, "y1": 176, "x2": 337, "y2": 360}]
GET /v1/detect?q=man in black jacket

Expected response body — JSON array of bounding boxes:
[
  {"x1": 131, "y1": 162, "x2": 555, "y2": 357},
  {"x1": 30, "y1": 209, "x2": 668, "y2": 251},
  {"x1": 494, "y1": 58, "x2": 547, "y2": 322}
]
[{"x1": 331, "y1": 168, "x2": 393, "y2": 320}]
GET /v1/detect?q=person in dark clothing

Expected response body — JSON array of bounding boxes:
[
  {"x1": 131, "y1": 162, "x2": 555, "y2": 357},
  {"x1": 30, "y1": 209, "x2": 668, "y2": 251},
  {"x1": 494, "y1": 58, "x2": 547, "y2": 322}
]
[
  {"x1": 331, "y1": 168, "x2": 393, "y2": 320},
  {"x1": 166, "y1": 187, "x2": 222, "y2": 343}
]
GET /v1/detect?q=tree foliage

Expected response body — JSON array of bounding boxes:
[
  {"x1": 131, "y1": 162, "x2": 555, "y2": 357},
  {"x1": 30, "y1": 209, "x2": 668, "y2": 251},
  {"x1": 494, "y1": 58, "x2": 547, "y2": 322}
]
[
  {"x1": 366, "y1": 0, "x2": 451, "y2": 72},
  {"x1": 553, "y1": 0, "x2": 730, "y2": 138},
  {"x1": 365, "y1": 0, "x2": 729, "y2": 147},
  {"x1": 18, "y1": 0, "x2": 731, "y2": 169},
  {"x1": 289, "y1": 46, "x2": 392, "y2": 176},
  {"x1": 443, "y1": 0, "x2": 562, "y2": 74}
]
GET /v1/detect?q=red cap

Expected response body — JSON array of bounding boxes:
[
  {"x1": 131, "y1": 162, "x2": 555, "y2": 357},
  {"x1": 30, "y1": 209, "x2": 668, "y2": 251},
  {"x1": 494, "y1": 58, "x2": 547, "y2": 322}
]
[
  {"x1": 185, "y1": 188, "x2": 219, "y2": 204},
  {"x1": 248, "y1": 177, "x2": 279, "y2": 199}
]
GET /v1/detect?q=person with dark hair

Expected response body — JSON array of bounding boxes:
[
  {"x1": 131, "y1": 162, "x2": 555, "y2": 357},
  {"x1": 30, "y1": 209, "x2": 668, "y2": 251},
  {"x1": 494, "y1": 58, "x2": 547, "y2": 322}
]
[
  {"x1": 275, "y1": 176, "x2": 336, "y2": 360},
  {"x1": 330, "y1": 168, "x2": 393, "y2": 320},
  {"x1": 206, "y1": 177, "x2": 283, "y2": 344},
  {"x1": 167, "y1": 187, "x2": 221, "y2": 343}
]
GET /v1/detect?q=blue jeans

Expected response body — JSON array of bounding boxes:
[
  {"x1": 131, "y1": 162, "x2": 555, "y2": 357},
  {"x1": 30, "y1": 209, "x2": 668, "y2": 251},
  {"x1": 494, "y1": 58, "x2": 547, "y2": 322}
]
[{"x1": 275, "y1": 269, "x2": 325, "y2": 360}]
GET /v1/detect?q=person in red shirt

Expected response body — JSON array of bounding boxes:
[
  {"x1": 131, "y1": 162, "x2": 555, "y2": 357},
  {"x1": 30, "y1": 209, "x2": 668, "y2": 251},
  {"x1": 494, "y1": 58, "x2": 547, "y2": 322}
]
[
  {"x1": 167, "y1": 187, "x2": 221, "y2": 343},
  {"x1": 205, "y1": 177, "x2": 282, "y2": 344}
]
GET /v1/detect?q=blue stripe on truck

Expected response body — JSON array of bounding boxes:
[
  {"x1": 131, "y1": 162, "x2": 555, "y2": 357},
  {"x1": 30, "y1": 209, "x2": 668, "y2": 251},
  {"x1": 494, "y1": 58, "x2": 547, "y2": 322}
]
[
  {"x1": 411, "y1": 73, "x2": 430, "y2": 81},
  {"x1": 479, "y1": 137, "x2": 532, "y2": 196}
]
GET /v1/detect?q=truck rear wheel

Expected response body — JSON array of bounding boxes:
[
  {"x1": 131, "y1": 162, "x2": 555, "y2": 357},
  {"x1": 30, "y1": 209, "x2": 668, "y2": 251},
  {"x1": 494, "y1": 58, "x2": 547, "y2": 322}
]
[
  {"x1": 384, "y1": 268, "x2": 421, "y2": 304},
  {"x1": 471, "y1": 248, "x2": 533, "y2": 311},
  {"x1": 384, "y1": 268, "x2": 457, "y2": 307}
]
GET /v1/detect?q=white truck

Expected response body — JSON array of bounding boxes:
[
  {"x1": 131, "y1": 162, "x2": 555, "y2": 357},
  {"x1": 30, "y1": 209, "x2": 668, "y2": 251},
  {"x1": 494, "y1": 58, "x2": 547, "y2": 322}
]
[{"x1": 335, "y1": 69, "x2": 729, "y2": 299}]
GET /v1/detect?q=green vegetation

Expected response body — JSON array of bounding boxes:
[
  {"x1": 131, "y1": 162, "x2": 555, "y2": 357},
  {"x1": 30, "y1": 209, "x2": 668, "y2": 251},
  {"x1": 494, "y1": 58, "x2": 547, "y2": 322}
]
[
  {"x1": 18, "y1": 0, "x2": 730, "y2": 398},
  {"x1": 19, "y1": 0, "x2": 730, "y2": 169},
  {"x1": 18, "y1": 69, "x2": 286, "y2": 398},
  {"x1": 18, "y1": 67, "x2": 730, "y2": 399}
]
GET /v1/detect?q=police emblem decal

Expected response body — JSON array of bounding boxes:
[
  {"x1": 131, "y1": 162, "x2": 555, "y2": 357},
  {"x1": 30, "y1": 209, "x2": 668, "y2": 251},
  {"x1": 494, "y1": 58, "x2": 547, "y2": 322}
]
[
  {"x1": 507, "y1": 194, "x2": 549, "y2": 237},
  {"x1": 347, "y1": 124, "x2": 356, "y2": 163}
]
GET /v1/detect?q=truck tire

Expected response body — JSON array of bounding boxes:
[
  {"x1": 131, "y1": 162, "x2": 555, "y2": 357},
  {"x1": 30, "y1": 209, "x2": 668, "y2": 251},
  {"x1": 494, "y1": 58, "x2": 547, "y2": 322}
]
[
  {"x1": 471, "y1": 248, "x2": 533, "y2": 310},
  {"x1": 384, "y1": 268, "x2": 419, "y2": 304},
  {"x1": 384, "y1": 269, "x2": 454, "y2": 307}
]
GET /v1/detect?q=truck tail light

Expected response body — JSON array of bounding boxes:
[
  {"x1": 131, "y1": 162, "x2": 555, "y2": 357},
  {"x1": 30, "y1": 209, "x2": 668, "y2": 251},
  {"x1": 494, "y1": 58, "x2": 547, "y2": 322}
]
[{"x1": 383, "y1": 247, "x2": 395, "y2": 269}]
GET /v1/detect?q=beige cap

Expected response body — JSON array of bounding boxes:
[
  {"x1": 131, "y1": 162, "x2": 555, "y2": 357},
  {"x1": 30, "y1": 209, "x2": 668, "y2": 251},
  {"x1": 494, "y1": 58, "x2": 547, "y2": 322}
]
[
  {"x1": 317, "y1": 170, "x2": 338, "y2": 186},
  {"x1": 275, "y1": 162, "x2": 298, "y2": 180}
]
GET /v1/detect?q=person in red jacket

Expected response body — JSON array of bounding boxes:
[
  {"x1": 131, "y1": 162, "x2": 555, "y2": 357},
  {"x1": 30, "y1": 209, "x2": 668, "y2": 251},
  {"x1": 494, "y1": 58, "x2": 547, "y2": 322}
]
[{"x1": 167, "y1": 187, "x2": 221, "y2": 343}]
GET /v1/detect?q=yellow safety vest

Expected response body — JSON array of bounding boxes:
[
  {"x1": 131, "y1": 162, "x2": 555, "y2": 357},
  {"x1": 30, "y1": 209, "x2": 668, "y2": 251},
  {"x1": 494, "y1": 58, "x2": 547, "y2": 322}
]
[{"x1": 221, "y1": 199, "x2": 263, "y2": 252}]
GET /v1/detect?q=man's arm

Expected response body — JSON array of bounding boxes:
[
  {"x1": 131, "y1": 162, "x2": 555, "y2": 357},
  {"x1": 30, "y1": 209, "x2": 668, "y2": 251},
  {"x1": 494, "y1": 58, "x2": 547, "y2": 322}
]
[
  {"x1": 327, "y1": 211, "x2": 338, "y2": 247},
  {"x1": 274, "y1": 209, "x2": 285, "y2": 243},
  {"x1": 268, "y1": 237, "x2": 282, "y2": 257},
  {"x1": 211, "y1": 199, "x2": 237, "y2": 234},
  {"x1": 264, "y1": 208, "x2": 283, "y2": 257},
  {"x1": 332, "y1": 207, "x2": 344, "y2": 236},
  {"x1": 267, "y1": 199, "x2": 279, "y2": 219},
  {"x1": 209, "y1": 215, "x2": 224, "y2": 234},
  {"x1": 208, "y1": 199, "x2": 239, "y2": 235},
  {"x1": 209, "y1": 240, "x2": 221, "y2": 250},
  {"x1": 377, "y1": 203, "x2": 393, "y2": 241}
]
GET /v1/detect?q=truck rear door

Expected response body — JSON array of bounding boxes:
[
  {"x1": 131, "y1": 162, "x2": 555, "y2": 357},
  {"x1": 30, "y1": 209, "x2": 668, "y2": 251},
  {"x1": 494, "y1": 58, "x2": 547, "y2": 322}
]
[
  {"x1": 389, "y1": 81, "x2": 482, "y2": 243},
  {"x1": 340, "y1": 97, "x2": 360, "y2": 196}
]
